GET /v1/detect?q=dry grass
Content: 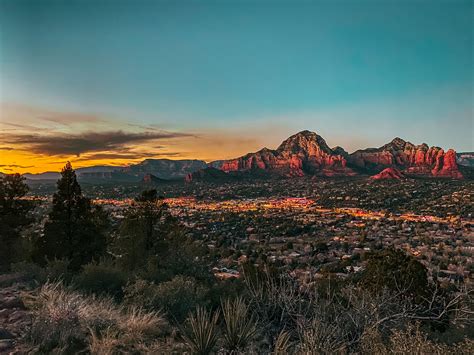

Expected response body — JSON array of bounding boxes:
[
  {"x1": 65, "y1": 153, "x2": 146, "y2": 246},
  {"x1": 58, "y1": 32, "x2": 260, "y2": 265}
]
[
  {"x1": 273, "y1": 329, "x2": 293, "y2": 354},
  {"x1": 27, "y1": 281, "x2": 167, "y2": 354}
]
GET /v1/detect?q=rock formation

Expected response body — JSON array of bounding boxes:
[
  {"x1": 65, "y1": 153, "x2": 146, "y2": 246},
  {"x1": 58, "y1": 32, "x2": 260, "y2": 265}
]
[
  {"x1": 215, "y1": 131, "x2": 356, "y2": 177},
  {"x1": 370, "y1": 167, "x2": 404, "y2": 180},
  {"x1": 349, "y1": 138, "x2": 463, "y2": 179}
]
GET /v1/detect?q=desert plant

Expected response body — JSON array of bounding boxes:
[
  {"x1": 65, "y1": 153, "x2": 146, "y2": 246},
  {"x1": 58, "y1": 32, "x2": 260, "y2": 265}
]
[
  {"x1": 88, "y1": 327, "x2": 121, "y2": 355},
  {"x1": 121, "y1": 306, "x2": 167, "y2": 338},
  {"x1": 182, "y1": 306, "x2": 220, "y2": 355},
  {"x1": 273, "y1": 329, "x2": 293, "y2": 354},
  {"x1": 221, "y1": 297, "x2": 258, "y2": 351},
  {"x1": 28, "y1": 282, "x2": 167, "y2": 353},
  {"x1": 123, "y1": 276, "x2": 208, "y2": 322},
  {"x1": 74, "y1": 261, "x2": 128, "y2": 299},
  {"x1": 296, "y1": 317, "x2": 347, "y2": 354}
]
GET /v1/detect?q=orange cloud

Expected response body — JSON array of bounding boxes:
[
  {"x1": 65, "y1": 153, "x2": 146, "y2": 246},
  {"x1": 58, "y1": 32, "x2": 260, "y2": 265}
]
[{"x1": 0, "y1": 103, "x2": 277, "y2": 174}]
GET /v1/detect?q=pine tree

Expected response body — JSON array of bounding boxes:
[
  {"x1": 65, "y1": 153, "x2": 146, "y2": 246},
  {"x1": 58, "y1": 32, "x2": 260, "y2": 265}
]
[
  {"x1": 0, "y1": 173, "x2": 33, "y2": 271},
  {"x1": 115, "y1": 189, "x2": 168, "y2": 271},
  {"x1": 34, "y1": 162, "x2": 108, "y2": 270}
]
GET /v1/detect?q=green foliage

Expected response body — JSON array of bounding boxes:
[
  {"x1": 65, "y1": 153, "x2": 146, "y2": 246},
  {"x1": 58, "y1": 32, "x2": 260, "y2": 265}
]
[
  {"x1": 33, "y1": 163, "x2": 109, "y2": 271},
  {"x1": 123, "y1": 276, "x2": 208, "y2": 322},
  {"x1": 114, "y1": 189, "x2": 170, "y2": 271},
  {"x1": 113, "y1": 189, "x2": 211, "y2": 283},
  {"x1": 182, "y1": 306, "x2": 220, "y2": 355},
  {"x1": 221, "y1": 297, "x2": 258, "y2": 352},
  {"x1": 360, "y1": 247, "x2": 430, "y2": 300},
  {"x1": 0, "y1": 173, "x2": 34, "y2": 271},
  {"x1": 74, "y1": 261, "x2": 128, "y2": 299},
  {"x1": 11, "y1": 259, "x2": 71, "y2": 284}
]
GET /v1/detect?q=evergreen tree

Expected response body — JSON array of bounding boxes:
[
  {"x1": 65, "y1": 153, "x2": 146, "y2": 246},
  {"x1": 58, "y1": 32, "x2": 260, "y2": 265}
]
[
  {"x1": 115, "y1": 189, "x2": 168, "y2": 271},
  {"x1": 360, "y1": 247, "x2": 430, "y2": 301},
  {"x1": 114, "y1": 189, "x2": 210, "y2": 282},
  {"x1": 34, "y1": 162, "x2": 108, "y2": 270},
  {"x1": 0, "y1": 173, "x2": 33, "y2": 271}
]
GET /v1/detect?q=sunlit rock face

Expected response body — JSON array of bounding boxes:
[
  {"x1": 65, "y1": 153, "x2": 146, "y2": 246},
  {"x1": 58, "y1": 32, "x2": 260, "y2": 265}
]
[
  {"x1": 349, "y1": 138, "x2": 463, "y2": 179},
  {"x1": 370, "y1": 167, "x2": 404, "y2": 180},
  {"x1": 218, "y1": 131, "x2": 356, "y2": 177}
]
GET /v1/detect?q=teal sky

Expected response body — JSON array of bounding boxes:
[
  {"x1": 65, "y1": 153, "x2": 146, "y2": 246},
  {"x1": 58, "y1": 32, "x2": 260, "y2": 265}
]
[{"x1": 0, "y1": 0, "x2": 473, "y2": 153}]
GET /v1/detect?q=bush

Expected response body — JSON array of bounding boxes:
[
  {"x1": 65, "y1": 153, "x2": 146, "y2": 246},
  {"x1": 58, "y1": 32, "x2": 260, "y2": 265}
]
[
  {"x1": 74, "y1": 261, "x2": 128, "y2": 299},
  {"x1": 11, "y1": 259, "x2": 71, "y2": 284},
  {"x1": 123, "y1": 276, "x2": 208, "y2": 322}
]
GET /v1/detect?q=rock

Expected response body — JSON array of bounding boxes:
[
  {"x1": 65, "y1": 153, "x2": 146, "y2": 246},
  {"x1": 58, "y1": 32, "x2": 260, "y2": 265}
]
[
  {"x1": 141, "y1": 173, "x2": 169, "y2": 184},
  {"x1": 0, "y1": 339, "x2": 14, "y2": 352},
  {"x1": 0, "y1": 329, "x2": 13, "y2": 340},
  {"x1": 370, "y1": 167, "x2": 404, "y2": 180},
  {"x1": 216, "y1": 131, "x2": 356, "y2": 177},
  {"x1": 0, "y1": 298, "x2": 25, "y2": 310},
  {"x1": 349, "y1": 137, "x2": 463, "y2": 179},
  {"x1": 8, "y1": 311, "x2": 25, "y2": 323},
  {"x1": 185, "y1": 167, "x2": 231, "y2": 182}
]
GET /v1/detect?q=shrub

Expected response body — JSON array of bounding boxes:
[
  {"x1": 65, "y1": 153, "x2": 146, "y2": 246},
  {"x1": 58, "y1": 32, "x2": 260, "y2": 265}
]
[
  {"x1": 123, "y1": 276, "x2": 208, "y2": 322},
  {"x1": 11, "y1": 259, "x2": 71, "y2": 284},
  {"x1": 74, "y1": 261, "x2": 128, "y2": 299}
]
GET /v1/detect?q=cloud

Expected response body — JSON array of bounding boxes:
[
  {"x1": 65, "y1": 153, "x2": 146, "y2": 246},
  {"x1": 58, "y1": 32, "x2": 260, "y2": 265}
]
[
  {"x1": 3, "y1": 130, "x2": 192, "y2": 156},
  {"x1": 73, "y1": 151, "x2": 181, "y2": 161},
  {"x1": 0, "y1": 147, "x2": 14, "y2": 151},
  {"x1": 0, "y1": 164, "x2": 34, "y2": 168}
]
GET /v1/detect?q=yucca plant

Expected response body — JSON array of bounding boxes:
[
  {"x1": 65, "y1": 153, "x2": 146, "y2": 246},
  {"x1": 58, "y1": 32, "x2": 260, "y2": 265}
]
[
  {"x1": 182, "y1": 307, "x2": 220, "y2": 355},
  {"x1": 221, "y1": 297, "x2": 258, "y2": 352}
]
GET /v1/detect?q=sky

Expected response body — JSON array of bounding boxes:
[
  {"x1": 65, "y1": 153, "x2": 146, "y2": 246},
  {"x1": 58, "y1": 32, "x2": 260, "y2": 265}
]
[{"x1": 0, "y1": 0, "x2": 472, "y2": 173}]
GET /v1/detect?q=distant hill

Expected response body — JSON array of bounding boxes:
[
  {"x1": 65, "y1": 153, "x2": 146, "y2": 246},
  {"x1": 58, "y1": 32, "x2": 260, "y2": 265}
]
[
  {"x1": 121, "y1": 159, "x2": 207, "y2": 180},
  {"x1": 18, "y1": 131, "x2": 470, "y2": 183},
  {"x1": 457, "y1": 152, "x2": 474, "y2": 168},
  {"x1": 141, "y1": 173, "x2": 170, "y2": 184},
  {"x1": 22, "y1": 159, "x2": 207, "y2": 183}
]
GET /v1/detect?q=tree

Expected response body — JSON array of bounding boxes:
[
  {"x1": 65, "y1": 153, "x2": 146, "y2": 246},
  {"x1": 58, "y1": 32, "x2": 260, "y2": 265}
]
[
  {"x1": 33, "y1": 162, "x2": 108, "y2": 271},
  {"x1": 359, "y1": 247, "x2": 430, "y2": 301},
  {"x1": 0, "y1": 173, "x2": 33, "y2": 271},
  {"x1": 115, "y1": 189, "x2": 168, "y2": 271},
  {"x1": 114, "y1": 189, "x2": 211, "y2": 282}
]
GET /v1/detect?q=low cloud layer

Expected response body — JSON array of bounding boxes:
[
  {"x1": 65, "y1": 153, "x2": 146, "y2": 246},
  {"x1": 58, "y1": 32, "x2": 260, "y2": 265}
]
[
  {"x1": 3, "y1": 130, "x2": 192, "y2": 156},
  {"x1": 0, "y1": 164, "x2": 34, "y2": 168}
]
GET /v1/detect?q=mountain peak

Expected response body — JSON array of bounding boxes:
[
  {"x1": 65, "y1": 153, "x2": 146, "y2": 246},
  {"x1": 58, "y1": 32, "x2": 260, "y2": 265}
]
[
  {"x1": 277, "y1": 130, "x2": 331, "y2": 155},
  {"x1": 389, "y1": 137, "x2": 407, "y2": 148}
]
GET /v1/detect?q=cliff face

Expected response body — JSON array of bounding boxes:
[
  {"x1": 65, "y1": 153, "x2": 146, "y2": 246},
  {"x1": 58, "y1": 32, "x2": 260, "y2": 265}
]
[
  {"x1": 349, "y1": 138, "x2": 463, "y2": 179},
  {"x1": 218, "y1": 131, "x2": 356, "y2": 177}
]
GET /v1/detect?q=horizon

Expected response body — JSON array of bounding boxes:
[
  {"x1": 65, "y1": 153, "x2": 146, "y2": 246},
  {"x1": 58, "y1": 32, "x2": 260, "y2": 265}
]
[
  {"x1": 11, "y1": 129, "x2": 474, "y2": 175},
  {"x1": 1, "y1": 0, "x2": 473, "y2": 174}
]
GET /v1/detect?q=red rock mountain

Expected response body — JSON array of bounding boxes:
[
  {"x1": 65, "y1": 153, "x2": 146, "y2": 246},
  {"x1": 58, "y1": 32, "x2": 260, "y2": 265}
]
[
  {"x1": 370, "y1": 167, "x2": 404, "y2": 180},
  {"x1": 349, "y1": 138, "x2": 462, "y2": 179},
  {"x1": 217, "y1": 130, "x2": 356, "y2": 177}
]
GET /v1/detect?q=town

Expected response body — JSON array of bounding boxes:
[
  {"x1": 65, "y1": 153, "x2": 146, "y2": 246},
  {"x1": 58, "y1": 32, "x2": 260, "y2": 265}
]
[{"x1": 27, "y1": 177, "x2": 474, "y2": 286}]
